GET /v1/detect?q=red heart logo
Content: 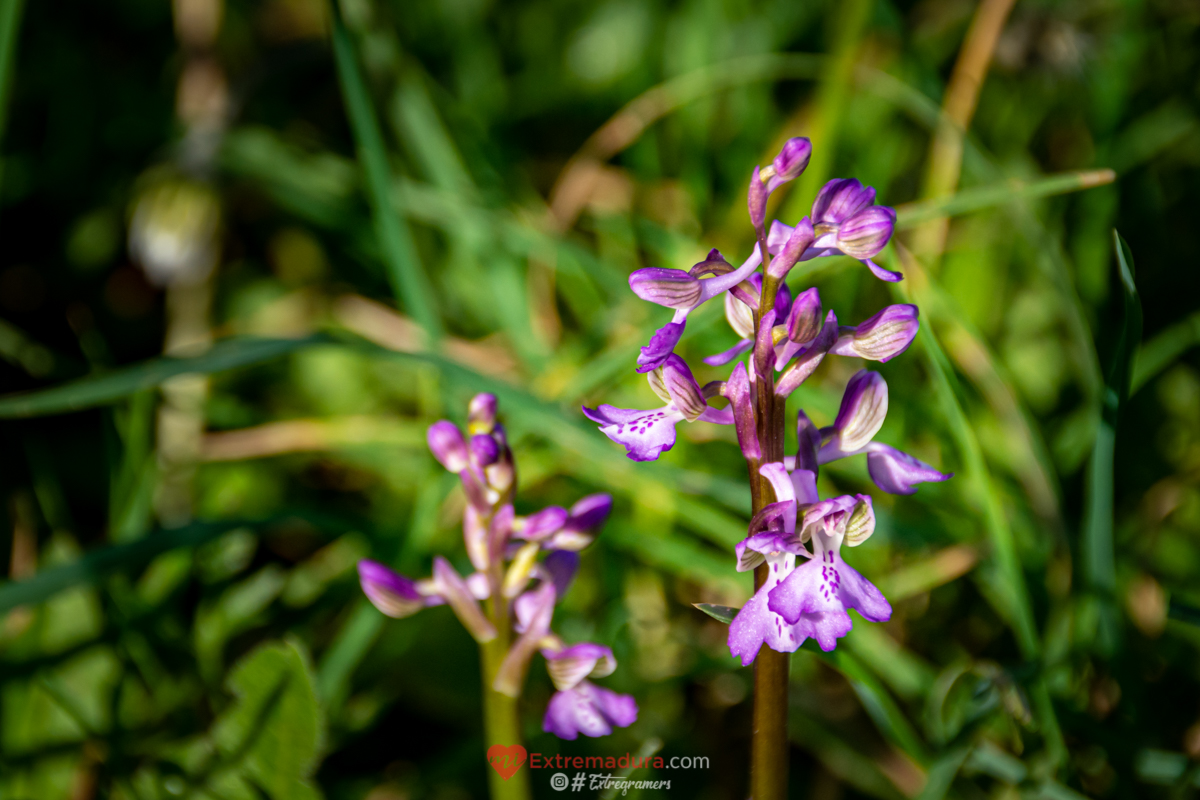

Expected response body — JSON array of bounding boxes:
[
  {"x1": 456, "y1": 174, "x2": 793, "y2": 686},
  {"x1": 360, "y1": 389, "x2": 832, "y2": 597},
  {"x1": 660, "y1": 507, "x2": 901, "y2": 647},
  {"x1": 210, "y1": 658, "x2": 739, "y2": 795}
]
[{"x1": 487, "y1": 744, "x2": 527, "y2": 780}]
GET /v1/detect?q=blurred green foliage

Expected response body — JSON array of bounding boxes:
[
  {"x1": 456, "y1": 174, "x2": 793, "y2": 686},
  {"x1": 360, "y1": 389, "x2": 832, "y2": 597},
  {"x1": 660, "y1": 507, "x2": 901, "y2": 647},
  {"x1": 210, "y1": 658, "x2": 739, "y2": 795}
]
[{"x1": 0, "y1": 0, "x2": 1199, "y2": 798}]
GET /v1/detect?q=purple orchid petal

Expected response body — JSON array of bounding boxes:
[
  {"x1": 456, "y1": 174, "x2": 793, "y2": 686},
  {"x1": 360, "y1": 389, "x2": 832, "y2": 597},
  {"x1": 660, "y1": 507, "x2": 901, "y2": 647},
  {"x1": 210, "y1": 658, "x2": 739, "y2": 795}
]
[
  {"x1": 358, "y1": 560, "x2": 431, "y2": 618},
  {"x1": 865, "y1": 443, "x2": 953, "y2": 495},
  {"x1": 753, "y1": 310, "x2": 777, "y2": 381},
  {"x1": 704, "y1": 339, "x2": 753, "y2": 366},
  {"x1": 432, "y1": 556, "x2": 497, "y2": 642},
  {"x1": 636, "y1": 320, "x2": 685, "y2": 373},
  {"x1": 467, "y1": 393, "x2": 497, "y2": 433},
  {"x1": 427, "y1": 421, "x2": 468, "y2": 472},
  {"x1": 863, "y1": 258, "x2": 904, "y2": 282},
  {"x1": 543, "y1": 642, "x2": 616, "y2": 691},
  {"x1": 760, "y1": 461, "x2": 796, "y2": 505},
  {"x1": 583, "y1": 403, "x2": 685, "y2": 462},
  {"x1": 836, "y1": 205, "x2": 896, "y2": 260},
  {"x1": 795, "y1": 411, "x2": 822, "y2": 475},
  {"x1": 833, "y1": 370, "x2": 888, "y2": 451},
  {"x1": 831, "y1": 304, "x2": 919, "y2": 362},
  {"x1": 792, "y1": 468, "x2": 819, "y2": 504},
  {"x1": 766, "y1": 555, "x2": 890, "y2": 650},
  {"x1": 542, "y1": 550, "x2": 580, "y2": 595},
  {"x1": 735, "y1": 525, "x2": 808, "y2": 572},
  {"x1": 767, "y1": 217, "x2": 816, "y2": 279},
  {"x1": 767, "y1": 220, "x2": 793, "y2": 255},
  {"x1": 565, "y1": 494, "x2": 612, "y2": 533},
  {"x1": 728, "y1": 571, "x2": 810, "y2": 665},
  {"x1": 515, "y1": 506, "x2": 569, "y2": 541},
  {"x1": 812, "y1": 178, "x2": 876, "y2": 225},
  {"x1": 785, "y1": 287, "x2": 823, "y2": 345},
  {"x1": 543, "y1": 681, "x2": 638, "y2": 740},
  {"x1": 494, "y1": 581, "x2": 556, "y2": 697},
  {"x1": 469, "y1": 433, "x2": 500, "y2": 466},
  {"x1": 629, "y1": 267, "x2": 701, "y2": 309},
  {"x1": 661, "y1": 354, "x2": 707, "y2": 420},
  {"x1": 722, "y1": 362, "x2": 760, "y2": 460}
]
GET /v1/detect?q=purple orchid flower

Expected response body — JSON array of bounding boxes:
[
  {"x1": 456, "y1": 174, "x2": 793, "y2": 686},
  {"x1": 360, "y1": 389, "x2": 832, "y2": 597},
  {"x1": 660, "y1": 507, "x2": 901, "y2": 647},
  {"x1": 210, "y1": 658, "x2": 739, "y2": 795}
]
[
  {"x1": 829, "y1": 304, "x2": 920, "y2": 362},
  {"x1": 543, "y1": 680, "x2": 639, "y2": 740},
  {"x1": 583, "y1": 354, "x2": 733, "y2": 461},
  {"x1": 813, "y1": 370, "x2": 954, "y2": 495},
  {"x1": 629, "y1": 249, "x2": 764, "y2": 372}
]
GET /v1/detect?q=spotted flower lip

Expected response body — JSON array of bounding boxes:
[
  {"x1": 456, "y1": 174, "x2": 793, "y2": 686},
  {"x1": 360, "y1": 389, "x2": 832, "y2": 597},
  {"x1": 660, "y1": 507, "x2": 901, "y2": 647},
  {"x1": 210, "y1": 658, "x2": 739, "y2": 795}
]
[
  {"x1": 543, "y1": 680, "x2": 639, "y2": 740},
  {"x1": 584, "y1": 355, "x2": 733, "y2": 462}
]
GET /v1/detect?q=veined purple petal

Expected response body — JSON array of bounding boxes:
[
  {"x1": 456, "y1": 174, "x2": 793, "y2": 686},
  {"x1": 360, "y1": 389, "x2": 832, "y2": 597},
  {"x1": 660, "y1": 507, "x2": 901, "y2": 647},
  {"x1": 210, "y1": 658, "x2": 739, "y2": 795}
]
[
  {"x1": 583, "y1": 403, "x2": 686, "y2": 462},
  {"x1": 735, "y1": 525, "x2": 807, "y2": 572},
  {"x1": 766, "y1": 554, "x2": 890, "y2": 650},
  {"x1": 427, "y1": 421, "x2": 468, "y2": 472},
  {"x1": 767, "y1": 220, "x2": 793, "y2": 255},
  {"x1": 832, "y1": 304, "x2": 919, "y2": 362},
  {"x1": 543, "y1": 642, "x2": 616, "y2": 691},
  {"x1": 637, "y1": 321, "x2": 685, "y2": 373},
  {"x1": 833, "y1": 370, "x2": 888, "y2": 451},
  {"x1": 812, "y1": 178, "x2": 876, "y2": 225},
  {"x1": 728, "y1": 560, "x2": 808, "y2": 665},
  {"x1": 494, "y1": 581, "x2": 556, "y2": 697},
  {"x1": 753, "y1": 310, "x2": 777, "y2": 381},
  {"x1": 704, "y1": 338, "x2": 753, "y2": 366},
  {"x1": 866, "y1": 443, "x2": 953, "y2": 495},
  {"x1": 661, "y1": 354, "x2": 706, "y2": 420},
  {"x1": 760, "y1": 461, "x2": 796, "y2": 505},
  {"x1": 722, "y1": 362, "x2": 760, "y2": 460},
  {"x1": 775, "y1": 311, "x2": 839, "y2": 397},
  {"x1": 358, "y1": 560, "x2": 431, "y2": 618},
  {"x1": 629, "y1": 267, "x2": 701, "y2": 309},
  {"x1": 432, "y1": 556, "x2": 497, "y2": 642},
  {"x1": 795, "y1": 410, "x2": 822, "y2": 475},
  {"x1": 837, "y1": 205, "x2": 895, "y2": 259},
  {"x1": 543, "y1": 681, "x2": 638, "y2": 740}
]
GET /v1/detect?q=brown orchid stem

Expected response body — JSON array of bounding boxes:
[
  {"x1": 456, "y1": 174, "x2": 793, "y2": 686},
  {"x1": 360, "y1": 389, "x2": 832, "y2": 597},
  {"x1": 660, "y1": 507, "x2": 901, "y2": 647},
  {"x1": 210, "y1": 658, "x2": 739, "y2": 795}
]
[{"x1": 749, "y1": 247, "x2": 790, "y2": 800}]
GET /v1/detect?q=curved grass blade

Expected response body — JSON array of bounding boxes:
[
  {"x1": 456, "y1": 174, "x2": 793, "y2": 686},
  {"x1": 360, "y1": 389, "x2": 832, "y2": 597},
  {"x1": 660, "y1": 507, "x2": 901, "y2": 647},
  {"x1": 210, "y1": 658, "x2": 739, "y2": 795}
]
[
  {"x1": 0, "y1": 335, "x2": 329, "y2": 418},
  {"x1": 1131, "y1": 309, "x2": 1200, "y2": 393},
  {"x1": 1080, "y1": 231, "x2": 1142, "y2": 652},
  {"x1": 894, "y1": 170, "x2": 1116, "y2": 228},
  {"x1": 329, "y1": 1, "x2": 441, "y2": 339}
]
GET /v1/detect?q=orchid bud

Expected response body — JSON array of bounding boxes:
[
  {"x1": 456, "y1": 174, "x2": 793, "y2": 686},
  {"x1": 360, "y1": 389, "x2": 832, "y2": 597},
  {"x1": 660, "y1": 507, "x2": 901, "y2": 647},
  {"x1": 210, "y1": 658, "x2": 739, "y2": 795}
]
[
  {"x1": 748, "y1": 166, "x2": 769, "y2": 230},
  {"x1": 834, "y1": 370, "x2": 888, "y2": 451},
  {"x1": 724, "y1": 291, "x2": 756, "y2": 339},
  {"x1": 812, "y1": 178, "x2": 876, "y2": 225},
  {"x1": 358, "y1": 560, "x2": 427, "y2": 618},
  {"x1": 468, "y1": 393, "x2": 498, "y2": 434},
  {"x1": 844, "y1": 495, "x2": 876, "y2": 546},
  {"x1": 427, "y1": 421, "x2": 468, "y2": 472},
  {"x1": 628, "y1": 267, "x2": 701, "y2": 309},
  {"x1": 836, "y1": 206, "x2": 896, "y2": 259},
  {"x1": 771, "y1": 137, "x2": 813, "y2": 183},
  {"x1": 517, "y1": 506, "x2": 569, "y2": 540},
  {"x1": 469, "y1": 434, "x2": 500, "y2": 466},
  {"x1": 785, "y1": 287, "x2": 823, "y2": 344},
  {"x1": 834, "y1": 304, "x2": 919, "y2": 361},
  {"x1": 565, "y1": 494, "x2": 612, "y2": 533}
]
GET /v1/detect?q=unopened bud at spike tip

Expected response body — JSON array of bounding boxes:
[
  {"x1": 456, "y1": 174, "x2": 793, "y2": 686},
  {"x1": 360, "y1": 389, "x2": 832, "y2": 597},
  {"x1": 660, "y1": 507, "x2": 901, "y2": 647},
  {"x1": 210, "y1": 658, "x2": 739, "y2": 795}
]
[
  {"x1": 468, "y1": 393, "x2": 498, "y2": 434},
  {"x1": 427, "y1": 421, "x2": 468, "y2": 472}
]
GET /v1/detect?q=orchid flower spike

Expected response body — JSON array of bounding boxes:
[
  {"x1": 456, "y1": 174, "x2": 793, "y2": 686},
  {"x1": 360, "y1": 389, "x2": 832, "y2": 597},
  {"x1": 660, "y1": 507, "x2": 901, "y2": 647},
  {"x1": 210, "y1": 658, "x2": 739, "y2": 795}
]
[
  {"x1": 583, "y1": 354, "x2": 733, "y2": 461},
  {"x1": 629, "y1": 249, "x2": 764, "y2": 372},
  {"x1": 817, "y1": 370, "x2": 953, "y2": 494}
]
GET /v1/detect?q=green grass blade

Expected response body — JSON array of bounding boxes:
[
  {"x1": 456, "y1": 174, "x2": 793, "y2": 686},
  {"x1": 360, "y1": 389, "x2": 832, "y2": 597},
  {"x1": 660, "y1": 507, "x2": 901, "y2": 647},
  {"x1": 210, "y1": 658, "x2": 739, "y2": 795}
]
[
  {"x1": 328, "y1": 2, "x2": 442, "y2": 339},
  {"x1": 894, "y1": 170, "x2": 1116, "y2": 229},
  {"x1": 0, "y1": 519, "x2": 249, "y2": 613},
  {"x1": 0, "y1": 335, "x2": 328, "y2": 418},
  {"x1": 1131, "y1": 310, "x2": 1200, "y2": 393},
  {"x1": 1081, "y1": 232, "x2": 1143, "y2": 643},
  {"x1": 0, "y1": 0, "x2": 25, "y2": 141}
]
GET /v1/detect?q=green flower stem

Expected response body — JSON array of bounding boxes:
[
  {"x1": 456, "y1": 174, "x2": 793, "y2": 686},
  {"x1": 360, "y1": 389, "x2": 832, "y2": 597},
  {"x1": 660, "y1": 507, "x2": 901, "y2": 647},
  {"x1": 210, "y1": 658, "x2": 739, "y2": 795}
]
[{"x1": 481, "y1": 630, "x2": 531, "y2": 800}]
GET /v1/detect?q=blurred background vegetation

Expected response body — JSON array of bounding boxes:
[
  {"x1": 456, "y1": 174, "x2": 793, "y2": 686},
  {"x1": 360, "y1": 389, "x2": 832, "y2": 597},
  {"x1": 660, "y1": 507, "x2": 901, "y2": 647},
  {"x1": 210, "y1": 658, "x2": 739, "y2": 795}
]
[{"x1": 0, "y1": 0, "x2": 1199, "y2": 797}]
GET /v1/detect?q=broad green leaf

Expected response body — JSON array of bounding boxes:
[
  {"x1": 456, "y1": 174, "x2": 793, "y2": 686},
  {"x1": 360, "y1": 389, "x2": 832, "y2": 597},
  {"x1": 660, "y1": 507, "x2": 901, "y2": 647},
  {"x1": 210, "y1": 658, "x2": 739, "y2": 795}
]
[
  {"x1": 0, "y1": 335, "x2": 330, "y2": 418},
  {"x1": 209, "y1": 639, "x2": 324, "y2": 800}
]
